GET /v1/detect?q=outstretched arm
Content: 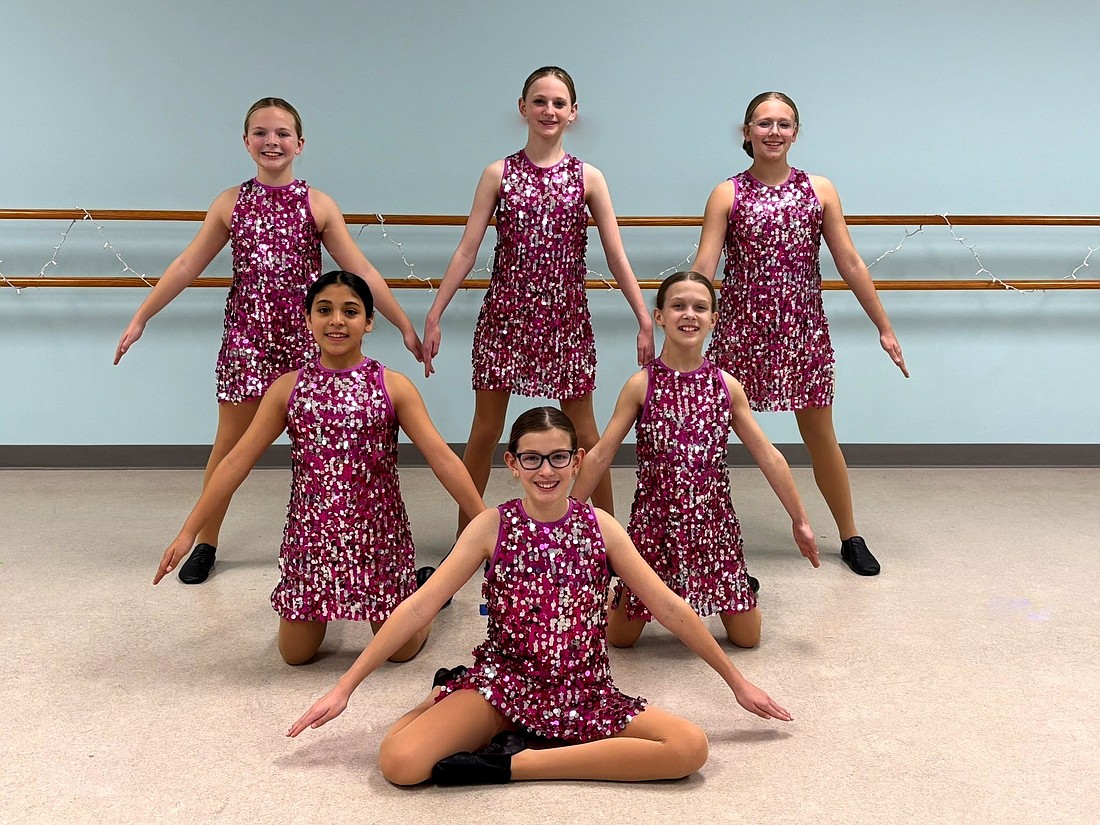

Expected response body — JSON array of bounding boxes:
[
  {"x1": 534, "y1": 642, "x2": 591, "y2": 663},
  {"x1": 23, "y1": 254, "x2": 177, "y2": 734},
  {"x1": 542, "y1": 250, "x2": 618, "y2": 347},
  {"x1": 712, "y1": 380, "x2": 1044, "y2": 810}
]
[
  {"x1": 385, "y1": 369, "x2": 486, "y2": 520},
  {"x1": 812, "y1": 175, "x2": 908, "y2": 377},
  {"x1": 724, "y1": 375, "x2": 818, "y2": 567},
  {"x1": 570, "y1": 370, "x2": 646, "y2": 502},
  {"x1": 693, "y1": 181, "x2": 735, "y2": 282},
  {"x1": 585, "y1": 164, "x2": 654, "y2": 365},
  {"x1": 310, "y1": 188, "x2": 423, "y2": 363},
  {"x1": 600, "y1": 511, "x2": 793, "y2": 721},
  {"x1": 153, "y1": 372, "x2": 294, "y2": 583},
  {"x1": 422, "y1": 162, "x2": 502, "y2": 377},
  {"x1": 287, "y1": 512, "x2": 496, "y2": 737},
  {"x1": 114, "y1": 189, "x2": 235, "y2": 363}
]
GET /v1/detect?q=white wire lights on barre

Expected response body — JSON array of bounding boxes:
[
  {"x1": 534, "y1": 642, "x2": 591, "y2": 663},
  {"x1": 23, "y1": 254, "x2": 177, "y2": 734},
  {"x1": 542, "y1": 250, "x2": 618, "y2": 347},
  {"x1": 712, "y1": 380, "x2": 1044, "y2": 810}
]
[
  {"x1": 1, "y1": 212, "x2": 1097, "y2": 292},
  {"x1": 867, "y1": 215, "x2": 1088, "y2": 290}
]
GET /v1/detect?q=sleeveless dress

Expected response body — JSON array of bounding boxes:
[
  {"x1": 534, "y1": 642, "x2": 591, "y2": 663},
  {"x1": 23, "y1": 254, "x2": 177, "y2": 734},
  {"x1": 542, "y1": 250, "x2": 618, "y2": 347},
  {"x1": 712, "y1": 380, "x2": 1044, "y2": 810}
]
[
  {"x1": 471, "y1": 151, "x2": 596, "y2": 400},
  {"x1": 436, "y1": 498, "x2": 646, "y2": 742},
  {"x1": 216, "y1": 178, "x2": 322, "y2": 403},
  {"x1": 270, "y1": 356, "x2": 416, "y2": 623},
  {"x1": 706, "y1": 167, "x2": 835, "y2": 411},
  {"x1": 617, "y1": 359, "x2": 757, "y2": 621}
]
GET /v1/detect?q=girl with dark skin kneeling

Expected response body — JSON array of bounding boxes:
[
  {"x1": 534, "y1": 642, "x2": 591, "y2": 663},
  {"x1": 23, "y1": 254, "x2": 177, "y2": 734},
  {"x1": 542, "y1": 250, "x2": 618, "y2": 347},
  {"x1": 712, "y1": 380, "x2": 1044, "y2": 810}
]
[{"x1": 156, "y1": 272, "x2": 481, "y2": 665}]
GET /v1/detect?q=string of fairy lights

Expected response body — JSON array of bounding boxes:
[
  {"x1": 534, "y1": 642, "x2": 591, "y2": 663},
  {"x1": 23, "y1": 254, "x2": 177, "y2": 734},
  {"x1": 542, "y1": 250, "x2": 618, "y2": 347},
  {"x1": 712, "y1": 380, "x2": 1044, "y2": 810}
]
[
  {"x1": 0, "y1": 210, "x2": 1094, "y2": 295},
  {"x1": 866, "y1": 214, "x2": 1092, "y2": 290},
  {"x1": 355, "y1": 214, "x2": 433, "y2": 288}
]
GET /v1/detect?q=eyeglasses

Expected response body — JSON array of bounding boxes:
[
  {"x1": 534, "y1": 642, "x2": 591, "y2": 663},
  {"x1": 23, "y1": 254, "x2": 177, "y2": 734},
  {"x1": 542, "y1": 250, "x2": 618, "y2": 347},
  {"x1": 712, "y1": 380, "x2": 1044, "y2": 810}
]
[
  {"x1": 514, "y1": 449, "x2": 577, "y2": 470},
  {"x1": 747, "y1": 119, "x2": 797, "y2": 134}
]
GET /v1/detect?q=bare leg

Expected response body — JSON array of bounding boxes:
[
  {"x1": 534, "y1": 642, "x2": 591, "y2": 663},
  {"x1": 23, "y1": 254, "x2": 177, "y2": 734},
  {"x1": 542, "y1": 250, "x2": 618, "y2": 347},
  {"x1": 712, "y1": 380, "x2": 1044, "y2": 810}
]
[
  {"x1": 510, "y1": 707, "x2": 708, "y2": 781},
  {"x1": 458, "y1": 390, "x2": 511, "y2": 536},
  {"x1": 196, "y1": 400, "x2": 262, "y2": 547},
  {"x1": 378, "y1": 689, "x2": 512, "y2": 786},
  {"x1": 278, "y1": 618, "x2": 327, "y2": 665},
  {"x1": 370, "y1": 618, "x2": 431, "y2": 663},
  {"x1": 719, "y1": 608, "x2": 761, "y2": 649},
  {"x1": 606, "y1": 593, "x2": 647, "y2": 648},
  {"x1": 560, "y1": 394, "x2": 613, "y2": 516},
  {"x1": 794, "y1": 406, "x2": 857, "y2": 540}
]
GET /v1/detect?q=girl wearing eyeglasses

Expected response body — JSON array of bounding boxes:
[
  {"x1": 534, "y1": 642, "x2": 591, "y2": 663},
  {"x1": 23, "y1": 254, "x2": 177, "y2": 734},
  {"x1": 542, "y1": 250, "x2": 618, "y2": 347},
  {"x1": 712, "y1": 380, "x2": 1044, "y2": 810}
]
[
  {"x1": 289, "y1": 406, "x2": 795, "y2": 786},
  {"x1": 693, "y1": 91, "x2": 909, "y2": 578},
  {"x1": 572, "y1": 271, "x2": 818, "y2": 650}
]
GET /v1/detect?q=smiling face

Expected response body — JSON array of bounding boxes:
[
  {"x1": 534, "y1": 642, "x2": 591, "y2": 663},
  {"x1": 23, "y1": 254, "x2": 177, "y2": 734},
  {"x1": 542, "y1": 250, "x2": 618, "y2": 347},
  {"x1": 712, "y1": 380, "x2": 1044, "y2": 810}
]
[
  {"x1": 742, "y1": 98, "x2": 799, "y2": 162},
  {"x1": 305, "y1": 283, "x2": 373, "y2": 367},
  {"x1": 654, "y1": 275, "x2": 716, "y2": 349},
  {"x1": 505, "y1": 427, "x2": 583, "y2": 510},
  {"x1": 518, "y1": 75, "x2": 577, "y2": 140},
  {"x1": 243, "y1": 106, "x2": 304, "y2": 180}
]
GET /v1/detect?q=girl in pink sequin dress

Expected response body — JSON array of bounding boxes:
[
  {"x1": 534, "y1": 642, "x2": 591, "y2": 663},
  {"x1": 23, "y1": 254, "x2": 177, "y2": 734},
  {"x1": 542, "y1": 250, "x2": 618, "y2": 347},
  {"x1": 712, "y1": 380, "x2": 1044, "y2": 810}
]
[
  {"x1": 695, "y1": 92, "x2": 909, "y2": 577},
  {"x1": 422, "y1": 66, "x2": 655, "y2": 536},
  {"x1": 574, "y1": 272, "x2": 819, "y2": 649},
  {"x1": 290, "y1": 407, "x2": 796, "y2": 786},
  {"x1": 155, "y1": 272, "x2": 482, "y2": 665},
  {"x1": 117, "y1": 98, "x2": 423, "y2": 585}
]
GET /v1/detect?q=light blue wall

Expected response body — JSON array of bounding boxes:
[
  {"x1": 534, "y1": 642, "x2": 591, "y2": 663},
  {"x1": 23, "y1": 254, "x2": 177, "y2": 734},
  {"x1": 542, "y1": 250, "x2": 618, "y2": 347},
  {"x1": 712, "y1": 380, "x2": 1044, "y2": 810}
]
[{"x1": 2, "y1": 1, "x2": 1098, "y2": 446}]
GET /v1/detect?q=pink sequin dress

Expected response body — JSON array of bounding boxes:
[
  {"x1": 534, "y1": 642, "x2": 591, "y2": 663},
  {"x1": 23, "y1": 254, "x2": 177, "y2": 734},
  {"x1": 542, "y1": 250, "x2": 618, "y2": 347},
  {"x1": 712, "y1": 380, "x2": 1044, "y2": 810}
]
[
  {"x1": 706, "y1": 168, "x2": 835, "y2": 411},
  {"x1": 471, "y1": 151, "x2": 596, "y2": 400},
  {"x1": 216, "y1": 178, "x2": 322, "y2": 403},
  {"x1": 617, "y1": 359, "x2": 757, "y2": 621},
  {"x1": 436, "y1": 498, "x2": 646, "y2": 742},
  {"x1": 270, "y1": 356, "x2": 416, "y2": 623}
]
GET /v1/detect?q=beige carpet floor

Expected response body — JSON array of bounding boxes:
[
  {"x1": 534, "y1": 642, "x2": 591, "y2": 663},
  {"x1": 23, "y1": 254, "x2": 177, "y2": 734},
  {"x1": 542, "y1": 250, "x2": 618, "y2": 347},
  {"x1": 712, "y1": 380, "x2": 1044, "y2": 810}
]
[{"x1": 1, "y1": 467, "x2": 1096, "y2": 824}]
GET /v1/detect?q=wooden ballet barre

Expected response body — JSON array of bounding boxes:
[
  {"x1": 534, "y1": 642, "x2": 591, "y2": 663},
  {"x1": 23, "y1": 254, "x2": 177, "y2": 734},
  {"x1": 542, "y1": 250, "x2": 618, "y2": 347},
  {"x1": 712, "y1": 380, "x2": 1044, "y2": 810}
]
[
  {"x1": 2, "y1": 277, "x2": 1095, "y2": 290},
  {"x1": 3, "y1": 210, "x2": 1099, "y2": 289}
]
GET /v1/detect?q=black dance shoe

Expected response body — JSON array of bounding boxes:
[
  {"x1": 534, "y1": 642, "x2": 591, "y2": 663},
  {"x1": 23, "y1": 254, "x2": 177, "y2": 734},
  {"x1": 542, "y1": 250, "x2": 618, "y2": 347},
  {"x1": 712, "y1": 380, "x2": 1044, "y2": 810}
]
[
  {"x1": 177, "y1": 543, "x2": 216, "y2": 584},
  {"x1": 431, "y1": 665, "x2": 469, "y2": 688},
  {"x1": 416, "y1": 565, "x2": 452, "y2": 608},
  {"x1": 432, "y1": 732, "x2": 526, "y2": 786},
  {"x1": 840, "y1": 536, "x2": 881, "y2": 576},
  {"x1": 482, "y1": 731, "x2": 527, "y2": 756}
]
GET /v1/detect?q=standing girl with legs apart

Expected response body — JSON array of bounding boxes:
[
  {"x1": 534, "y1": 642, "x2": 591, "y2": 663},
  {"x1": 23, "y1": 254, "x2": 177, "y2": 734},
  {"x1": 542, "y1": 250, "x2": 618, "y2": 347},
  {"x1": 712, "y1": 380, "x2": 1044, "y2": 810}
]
[
  {"x1": 289, "y1": 407, "x2": 794, "y2": 785},
  {"x1": 154, "y1": 272, "x2": 482, "y2": 666},
  {"x1": 572, "y1": 272, "x2": 819, "y2": 650},
  {"x1": 116, "y1": 98, "x2": 423, "y2": 584},
  {"x1": 694, "y1": 92, "x2": 909, "y2": 576},
  {"x1": 421, "y1": 66, "x2": 655, "y2": 536}
]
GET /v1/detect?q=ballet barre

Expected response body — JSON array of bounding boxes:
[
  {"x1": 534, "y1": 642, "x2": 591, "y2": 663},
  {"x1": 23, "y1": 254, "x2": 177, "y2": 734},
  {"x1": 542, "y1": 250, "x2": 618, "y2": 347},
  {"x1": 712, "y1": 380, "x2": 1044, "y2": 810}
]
[{"x1": 1, "y1": 209, "x2": 1098, "y2": 290}]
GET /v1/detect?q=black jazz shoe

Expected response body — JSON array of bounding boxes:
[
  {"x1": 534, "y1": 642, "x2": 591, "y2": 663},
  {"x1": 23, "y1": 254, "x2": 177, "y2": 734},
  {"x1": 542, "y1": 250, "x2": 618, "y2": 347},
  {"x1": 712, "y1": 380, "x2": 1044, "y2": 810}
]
[
  {"x1": 431, "y1": 665, "x2": 469, "y2": 688},
  {"x1": 482, "y1": 731, "x2": 527, "y2": 756},
  {"x1": 840, "y1": 536, "x2": 881, "y2": 576},
  {"x1": 177, "y1": 543, "x2": 216, "y2": 584},
  {"x1": 432, "y1": 732, "x2": 526, "y2": 785}
]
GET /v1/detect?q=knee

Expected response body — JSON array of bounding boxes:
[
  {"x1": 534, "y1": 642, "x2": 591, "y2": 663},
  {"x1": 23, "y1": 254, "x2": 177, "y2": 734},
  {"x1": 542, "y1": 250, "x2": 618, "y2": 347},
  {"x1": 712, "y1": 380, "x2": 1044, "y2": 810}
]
[
  {"x1": 722, "y1": 609, "x2": 761, "y2": 649},
  {"x1": 278, "y1": 633, "x2": 322, "y2": 666},
  {"x1": 378, "y1": 739, "x2": 432, "y2": 787},
  {"x1": 606, "y1": 625, "x2": 642, "y2": 648},
  {"x1": 666, "y1": 722, "x2": 709, "y2": 778},
  {"x1": 279, "y1": 645, "x2": 318, "y2": 666},
  {"x1": 468, "y1": 414, "x2": 505, "y2": 444},
  {"x1": 384, "y1": 627, "x2": 429, "y2": 663},
  {"x1": 570, "y1": 419, "x2": 600, "y2": 448},
  {"x1": 728, "y1": 628, "x2": 761, "y2": 649}
]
